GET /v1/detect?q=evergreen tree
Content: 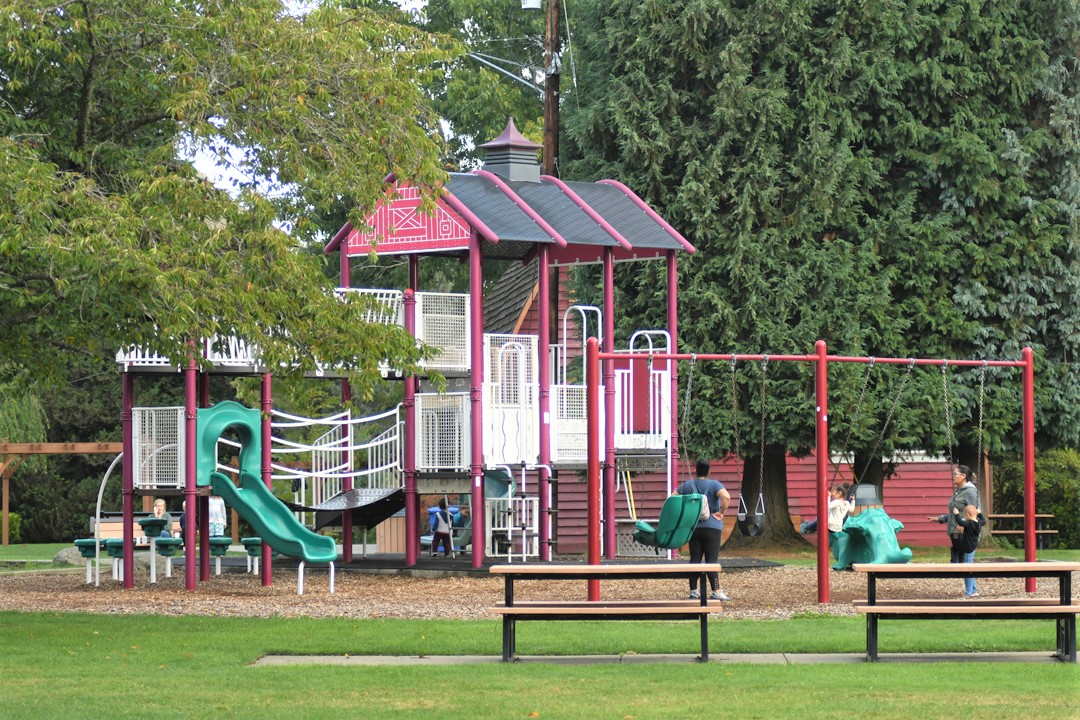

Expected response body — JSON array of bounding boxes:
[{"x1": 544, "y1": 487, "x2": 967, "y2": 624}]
[{"x1": 563, "y1": 0, "x2": 1080, "y2": 540}]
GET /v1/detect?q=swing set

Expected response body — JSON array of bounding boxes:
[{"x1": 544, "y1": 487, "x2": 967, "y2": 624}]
[{"x1": 585, "y1": 339, "x2": 1039, "y2": 603}]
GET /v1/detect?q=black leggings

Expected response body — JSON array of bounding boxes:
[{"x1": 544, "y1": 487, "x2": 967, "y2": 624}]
[{"x1": 687, "y1": 526, "x2": 723, "y2": 591}]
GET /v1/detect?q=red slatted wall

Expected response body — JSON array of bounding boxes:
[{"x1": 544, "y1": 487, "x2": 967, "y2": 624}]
[{"x1": 553, "y1": 455, "x2": 955, "y2": 553}]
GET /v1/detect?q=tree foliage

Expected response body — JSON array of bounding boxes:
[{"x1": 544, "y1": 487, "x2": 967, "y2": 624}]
[
  {"x1": 562, "y1": 0, "x2": 1080, "y2": 539},
  {"x1": 418, "y1": 0, "x2": 546, "y2": 166},
  {"x1": 0, "y1": 0, "x2": 461, "y2": 395}
]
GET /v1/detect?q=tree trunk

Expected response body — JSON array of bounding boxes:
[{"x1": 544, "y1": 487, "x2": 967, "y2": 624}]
[{"x1": 723, "y1": 443, "x2": 801, "y2": 548}]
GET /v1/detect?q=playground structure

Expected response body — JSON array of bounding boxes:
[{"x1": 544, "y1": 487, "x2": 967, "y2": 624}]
[
  {"x1": 93, "y1": 119, "x2": 1045, "y2": 600},
  {"x1": 106, "y1": 118, "x2": 698, "y2": 589}
]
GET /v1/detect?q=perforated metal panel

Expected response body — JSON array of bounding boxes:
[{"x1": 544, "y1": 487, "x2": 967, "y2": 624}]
[
  {"x1": 416, "y1": 392, "x2": 469, "y2": 471},
  {"x1": 416, "y1": 292, "x2": 469, "y2": 370},
  {"x1": 550, "y1": 384, "x2": 605, "y2": 464},
  {"x1": 132, "y1": 407, "x2": 185, "y2": 489}
]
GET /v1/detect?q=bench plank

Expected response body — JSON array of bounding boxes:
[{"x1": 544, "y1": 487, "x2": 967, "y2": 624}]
[
  {"x1": 492, "y1": 600, "x2": 709, "y2": 609},
  {"x1": 490, "y1": 604, "x2": 724, "y2": 617},
  {"x1": 853, "y1": 598, "x2": 1061, "y2": 609},
  {"x1": 856, "y1": 604, "x2": 1080, "y2": 616}
]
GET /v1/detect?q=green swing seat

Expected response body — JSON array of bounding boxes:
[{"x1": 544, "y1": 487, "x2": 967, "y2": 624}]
[{"x1": 633, "y1": 494, "x2": 707, "y2": 551}]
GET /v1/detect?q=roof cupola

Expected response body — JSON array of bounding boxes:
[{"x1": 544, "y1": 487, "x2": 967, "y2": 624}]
[{"x1": 479, "y1": 117, "x2": 543, "y2": 183}]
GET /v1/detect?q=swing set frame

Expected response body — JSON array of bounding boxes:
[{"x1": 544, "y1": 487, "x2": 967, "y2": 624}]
[{"x1": 585, "y1": 338, "x2": 1037, "y2": 603}]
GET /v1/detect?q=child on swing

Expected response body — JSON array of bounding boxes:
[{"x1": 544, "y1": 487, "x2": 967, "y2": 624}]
[
  {"x1": 799, "y1": 482, "x2": 855, "y2": 537},
  {"x1": 825, "y1": 483, "x2": 855, "y2": 555}
]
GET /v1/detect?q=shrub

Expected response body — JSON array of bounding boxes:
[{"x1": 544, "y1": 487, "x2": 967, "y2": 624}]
[
  {"x1": 7, "y1": 512, "x2": 21, "y2": 543},
  {"x1": 993, "y1": 448, "x2": 1080, "y2": 549}
]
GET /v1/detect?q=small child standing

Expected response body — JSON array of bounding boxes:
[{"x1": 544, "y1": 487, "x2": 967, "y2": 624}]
[
  {"x1": 953, "y1": 504, "x2": 986, "y2": 598},
  {"x1": 431, "y1": 498, "x2": 452, "y2": 558}
]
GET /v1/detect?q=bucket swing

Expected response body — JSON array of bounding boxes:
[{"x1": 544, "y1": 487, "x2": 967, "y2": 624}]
[
  {"x1": 736, "y1": 492, "x2": 766, "y2": 537},
  {"x1": 731, "y1": 356, "x2": 769, "y2": 537}
]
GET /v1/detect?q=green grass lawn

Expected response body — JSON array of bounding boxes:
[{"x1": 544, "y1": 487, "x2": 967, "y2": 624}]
[{"x1": 0, "y1": 612, "x2": 1077, "y2": 720}]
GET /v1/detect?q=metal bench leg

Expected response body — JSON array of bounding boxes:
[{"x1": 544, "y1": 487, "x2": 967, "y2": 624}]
[
  {"x1": 502, "y1": 617, "x2": 515, "y2": 662},
  {"x1": 1065, "y1": 615, "x2": 1077, "y2": 663},
  {"x1": 866, "y1": 615, "x2": 879, "y2": 662},
  {"x1": 699, "y1": 614, "x2": 709, "y2": 662}
]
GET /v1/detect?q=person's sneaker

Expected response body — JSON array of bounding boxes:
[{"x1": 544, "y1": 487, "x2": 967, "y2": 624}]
[
  {"x1": 688, "y1": 589, "x2": 700, "y2": 600},
  {"x1": 709, "y1": 590, "x2": 731, "y2": 601},
  {"x1": 964, "y1": 591, "x2": 979, "y2": 599}
]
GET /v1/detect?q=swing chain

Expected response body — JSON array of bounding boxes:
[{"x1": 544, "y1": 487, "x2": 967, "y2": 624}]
[
  {"x1": 856, "y1": 359, "x2": 914, "y2": 483},
  {"x1": 833, "y1": 357, "x2": 875, "y2": 483},
  {"x1": 977, "y1": 360, "x2": 987, "y2": 477},
  {"x1": 679, "y1": 355, "x2": 697, "y2": 479},
  {"x1": 756, "y1": 357, "x2": 767, "y2": 511},
  {"x1": 729, "y1": 358, "x2": 742, "y2": 460},
  {"x1": 942, "y1": 361, "x2": 955, "y2": 471}
]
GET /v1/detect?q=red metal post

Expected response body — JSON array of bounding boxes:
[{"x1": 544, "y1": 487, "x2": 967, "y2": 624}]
[
  {"x1": 121, "y1": 373, "x2": 135, "y2": 590},
  {"x1": 403, "y1": 287, "x2": 418, "y2": 567},
  {"x1": 602, "y1": 249, "x2": 616, "y2": 559},
  {"x1": 537, "y1": 245, "x2": 552, "y2": 560},
  {"x1": 340, "y1": 252, "x2": 354, "y2": 564},
  {"x1": 198, "y1": 371, "x2": 210, "y2": 582},
  {"x1": 260, "y1": 372, "x2": 273, "y2": 587},
  {"x1": 586, "y1": 337, "x2": 601, "y2": 600},
  {"x1": 667, "y1": 250, "x2": 679, "y2": 497},
  {"x1": 815, "y1": 340, "x2": 830, "y2": 603},
  {"x1": 469, "y1": 230, "x2": 486, "y2": 569},
  {"x1": 340, "y1": 378, "x2": 353, "y2": 563},
  {"x1": 1022, "y1": 347, "x2": 1037, "y2": 591},
  {"x1": 184, "y1": 355, "x2": 198, "y2": 590}
]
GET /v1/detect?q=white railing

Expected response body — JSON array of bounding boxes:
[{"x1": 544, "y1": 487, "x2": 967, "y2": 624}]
[
  {"x1": 485, "y1": 495, "x2": 540, "y2": 561},
  {"x1": 336, "y1": 288, "x2": 404, "y2": 325},
  {"x1": 212, "y1": 406, "x2": 403, "y2": 526},
  {"x1": 117, "y1": 335, "x2": 260, "y2": 370}
]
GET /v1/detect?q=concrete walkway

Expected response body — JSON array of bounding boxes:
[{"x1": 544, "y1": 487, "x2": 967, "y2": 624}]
[{"x1": 255, "y1": 651, "x2": 1061, "y2": 666}]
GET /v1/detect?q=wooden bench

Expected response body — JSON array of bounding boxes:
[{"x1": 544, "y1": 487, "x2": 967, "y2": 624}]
[
  {"x1": 987, "y1": 514, "x2": 1057, "y2": 549},
  {"x1": 853, "y1": 562, "x2": 1080, "y2": 663},
  {"x1": 488, "y1": 563, "x2": 723, "y2": 662}
]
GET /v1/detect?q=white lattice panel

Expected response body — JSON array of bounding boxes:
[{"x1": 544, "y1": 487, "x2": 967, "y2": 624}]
[
  {"x1": 483, "y1": 335, "x2": 539, "y2": 466},
  {"x1": 132, "y1": 407, "x2": 186, "y2": 489},
  {"x1": 615, "y1": 519, "x2": 663, "y2": 557},
  {"x1": 416, "y1": 392, "x2": 469, "y2": 471},
  {"x1": 416, "y1": 292, "x2": 469, "y2": 370}
]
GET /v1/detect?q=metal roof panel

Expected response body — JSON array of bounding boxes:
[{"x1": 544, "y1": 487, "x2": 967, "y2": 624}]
[
  {"x1": 446, "y1": 174, "x2": 555, "y2": 244},
  {"x1": 561, "y1": 181, "x2": 684, "y2": 250}
]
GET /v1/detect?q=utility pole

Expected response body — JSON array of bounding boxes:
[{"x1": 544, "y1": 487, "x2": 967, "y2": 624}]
[{"x1": 543, "y1": 0, "x2": 561, "y2": 177}]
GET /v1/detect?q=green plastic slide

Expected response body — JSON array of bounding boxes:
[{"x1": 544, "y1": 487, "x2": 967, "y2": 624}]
[
  {"x1": 196, "y1": 400, "x2": 335, "y2": 564},
  {"x1": 211, "y1": 470, "x2": 337, "y2": 564}
]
